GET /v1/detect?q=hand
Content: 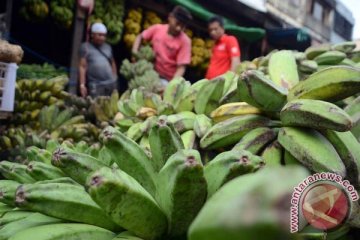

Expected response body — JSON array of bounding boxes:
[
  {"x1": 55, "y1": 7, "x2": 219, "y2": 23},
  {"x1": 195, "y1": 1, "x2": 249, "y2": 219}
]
[
  {"x1": 131, "y1": 56, "x2": 137, "y2": 63},
  {"x1": 80, "y1": 84, "x2": 87, "y2": 97}
]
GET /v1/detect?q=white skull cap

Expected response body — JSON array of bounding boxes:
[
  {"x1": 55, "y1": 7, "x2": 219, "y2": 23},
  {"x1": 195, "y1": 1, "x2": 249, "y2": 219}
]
[{"x1": 91, "y1": 22, "x2": 107, "y2": 34}]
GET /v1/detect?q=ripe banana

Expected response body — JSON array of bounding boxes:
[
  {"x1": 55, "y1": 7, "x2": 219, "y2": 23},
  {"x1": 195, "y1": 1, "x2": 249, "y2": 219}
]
[{"x1": 210, "y1": 102, "x2": 261, "y2": 123}]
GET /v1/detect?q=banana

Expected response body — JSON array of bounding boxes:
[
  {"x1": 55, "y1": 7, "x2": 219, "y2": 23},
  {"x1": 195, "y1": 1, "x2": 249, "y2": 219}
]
[
  {"x1": 298, "y1": 60, "x2": 318, "y2": 73},
  {"x1": 232, "y1": 127, "x2": 278, "y2": 154},
  {"x1": 0, "y1": 180, "x2": 21, "y2": 206},
  {"x1": 26, "y1": 146, "x2": 52, "y2": 165},
  {"x1": 283, "y1": 150, "x2": 301, "y2": 166},
  {"x1": 100, "y1": 126, "x2": 157, "y2": 196},
  {"x1": 280, "y1": 99, "x2": 353, "y2": 131},
  {"x1": 113, "y1": 231, "x2": 143, "y2": 239},
  {"x1": 8, "y1": 223, "x2": 115, "y2": 240},
  {"x1": 305, "y1": 44, "x2": 331, "y2": 60},
  {"x1": 0, "y1": 213, "x2": 64, "y2": 240},
  {"x1": 166, "y1": 111, "x2": 196, "y2": 133},
  {"x1": 314, "y1": 50, "x2": 346, "y2": 65},
  {"x1": 200, "y1": 114, "x2": 272, "y2": 150},
  {"x1": 204, "y1": 149, "x2": 264, "y2": 198},
  {"x1": 139, "y1": 116, "x2": 158, "y2": 134},
  {"x1": 0, "y1": 211, "x2": 34, "y2": 226},
  {"x1": 136, "y1": 107, "x2": 157, "y2": 119},
  {"x1": 156, "y1": 149, "x2": 207, "y2": 237},
  {"x1": 149, "y1": 118, "x2": 184, "y2": 172},
  {"x1": 129, "y1": 88, "x2": 144, "y2": 108},
  {"x1": 26, "y1": 161, "x2": 65, "y2": 181},
  {"x1": 268, "y1": 50, "x2": 299, "y2": 89},
  {"x1": 175, "y1": 87, "x2": 197, "y2": 113},
  {"x1": 52, "y1": 147, "x2": 108, "y2": 185},
  {"x1": 0, "y1": 161, "x2": 36, "y2": 184},
  {"x1": 143, "y1": 92, "x2": 162, "y2": 109},
  {"x1": 210, "y1": 102, "x2": 262, "y2": 123},
  {"x1": 189, "y1": 166, "x2": 309, "y2": 240},
  {"x1": 126, "y1": 122, "x2": 143, "y2": 142},
  {"x1": 15, "y1": 183, "x2": 121, "y2": 231},
  {"x1": 181, "y1": 130, "x2": 196, "y2": 149},
  {"x1": 260, "y1": 140, "x2": 283, "y2": 167},
  {"x1": 238, "y1": 70, "x2": 288, "y2": 111},
  {"x1": 331, "y1": 41, "x2": 356, "y2": 53},
  {"x1": 321, "y1": 130, "x2": 360, "y2": 188},
  {"x1": 287, "y1": 66, "x2": 360, "y2": 102},
  {"x1": 50, "y1": 108, "x2": 73, "y2": 131},
  {"x1": 194, "y1": 76, "x2": 225, "y2": 115},
  {"x1": 163, "y1": 77, "x2": 190, "y2": 108},
  {"x1": 194, "y1": 114, "x2": 212, "y2": 138},
  {"x1": 278, "y1": 127, "x2": 346, "y2": 176},
  {"x1": 87, "y1": 167, "x2": 167, "y2": 240}
]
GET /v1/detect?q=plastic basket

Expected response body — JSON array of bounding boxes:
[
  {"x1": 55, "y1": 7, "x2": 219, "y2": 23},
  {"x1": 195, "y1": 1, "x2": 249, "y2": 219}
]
[{"x1": 0, "y1": 62, "x2": 17, "y2": 112}]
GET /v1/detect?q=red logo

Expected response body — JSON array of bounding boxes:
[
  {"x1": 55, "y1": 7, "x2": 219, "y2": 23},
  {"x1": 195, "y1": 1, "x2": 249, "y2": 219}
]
[{"x1": 301, "y1": 183, "x2": 349, "y2": 230}]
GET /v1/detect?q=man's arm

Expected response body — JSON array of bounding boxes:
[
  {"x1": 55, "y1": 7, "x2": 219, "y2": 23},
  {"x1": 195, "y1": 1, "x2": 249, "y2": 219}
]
[
  {"x1": 132, "y1": 34, "x2": 143, "y2": 55},
  {"x1": 111, "y1": 58, "x2": 117, "y2": 78},
  {"x1": 230, "y1": 56, "x2": 240, "y2": 72},
  {"x1": 173, "y1": 65, "x2": 186, "y2": 78},
  {"x1": 78, "y1": 57, "x2": 87, "y2": 97}
]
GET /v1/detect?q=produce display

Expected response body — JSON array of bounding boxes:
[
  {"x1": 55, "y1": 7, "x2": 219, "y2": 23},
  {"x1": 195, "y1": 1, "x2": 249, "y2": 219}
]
[
  {"x1": 19, "y1": 0, "x2": 49, "y2": 22},
  {"x1": 50, "y1": 0, "x2": 75, "y2": 29},
  {"x1": 0, "y1": 40, "x2": 360, "y2": 240},
  {"x1": 17, "y1": 63, "x2": 67, "y2": 80},
  {"x1": 123, "y1": 8, "x2": 143, "y2": 49}
]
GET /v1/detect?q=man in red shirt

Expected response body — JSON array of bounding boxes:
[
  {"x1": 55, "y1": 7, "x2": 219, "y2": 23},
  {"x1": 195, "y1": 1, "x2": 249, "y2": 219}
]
[
  {"x1": 206, "y1": 16, "x2": 241, "y2": 80},
  {"x1": 132, "y1": 6, "x2": 192, "y2": 85}
]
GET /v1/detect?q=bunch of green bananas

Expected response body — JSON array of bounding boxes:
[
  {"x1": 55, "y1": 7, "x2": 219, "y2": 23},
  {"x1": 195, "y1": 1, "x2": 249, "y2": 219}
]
[
  {"x1": 90, "y1": 90, "x2": 119, "y2": 124},
  {"x1": 89, "y1": 0, "x2": 126, "y2": 45},
  {"x1": 50, "y1": 0, "x2": 75, "y2": 29},
  {"x1": 19, "y1": 0, "x2": 49, "y2": 22},
  {"x1": 119, "y1": 56, "x2": 162, "y2": 93},
  {"x1": 13, "y1": 75, "x2": 69, "y2": 126}
]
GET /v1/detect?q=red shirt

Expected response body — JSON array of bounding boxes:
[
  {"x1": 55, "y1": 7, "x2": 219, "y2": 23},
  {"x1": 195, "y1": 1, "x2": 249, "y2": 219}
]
[
  {"x1": 206, "y1": 34, "x2": 241, "y2": 79},
  {"x1": 142, "y1": 24, "x2": 191, "y2": 80}
]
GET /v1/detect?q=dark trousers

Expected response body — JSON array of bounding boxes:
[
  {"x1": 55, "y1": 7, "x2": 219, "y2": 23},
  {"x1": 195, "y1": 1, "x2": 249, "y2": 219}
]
[{"x1": 88, "y1": 81, "x2": 117, "y2": 97}]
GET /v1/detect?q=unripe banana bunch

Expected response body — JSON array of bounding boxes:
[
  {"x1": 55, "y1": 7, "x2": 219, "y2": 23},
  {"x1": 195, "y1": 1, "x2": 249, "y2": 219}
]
[
  {"x1": 20, "y1": 0, "x2": 49, "y2": 22},
  {"x1": 91, "y1": 90, "x2": 119, "y2": 124},
  {"x1": 50, "y1": 0, "x2": 75, "y2": 29}
]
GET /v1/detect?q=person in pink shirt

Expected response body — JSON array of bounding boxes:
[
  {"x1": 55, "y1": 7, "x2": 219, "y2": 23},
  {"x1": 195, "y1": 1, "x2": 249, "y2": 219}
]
[{"x1": 132, "y1": 6, "x2": 192, "y2": 85}]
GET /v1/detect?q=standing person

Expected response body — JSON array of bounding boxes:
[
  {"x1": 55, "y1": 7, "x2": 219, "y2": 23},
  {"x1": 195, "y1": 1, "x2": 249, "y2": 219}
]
[
  {"x1": 206, "y1": 16, "x2": 241, "y2": 80},
  {"x1": 78, "y1": 22, "x2": 118, "y2": 97},
  {"x1": 132, "y1": 6, "x2": 192, "y2": 86}
]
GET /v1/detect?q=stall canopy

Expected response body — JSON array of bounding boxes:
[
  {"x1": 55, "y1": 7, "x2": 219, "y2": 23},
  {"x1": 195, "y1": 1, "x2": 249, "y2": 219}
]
[
  {"x1": 266, "y1": 28, "x2": 311, "y2": 51},
  {"x1": 167, "y1": 0, "x2": 266, "y2": 42}
]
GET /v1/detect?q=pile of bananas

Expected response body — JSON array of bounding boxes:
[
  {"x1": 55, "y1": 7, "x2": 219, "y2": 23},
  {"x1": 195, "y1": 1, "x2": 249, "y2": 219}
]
[
  {"x1": 119, "y1": 46, "x2": 161, "y2": 93},
  {"x1": 17, "y1": 63, "x2": 67, "y2": 80},
  {"x1": 123, "y1": 8, "x2": 142, "y2": 49},
  {"x1": 90, "y1": 90, "x2": 119, "y2": 124},
  {"x1": 89, "y1": 0, "x2": 125, "y2": 45},
  {"x1": 142, "y1": 11, "x2": 162, "y2": 30},
  {"x1": 50, "y1": 0, "x2": 75, "y2": 29},
  {"x1": 12, "y1": 76, "x2": 69, "y2": 126},
  {"x1": 19, "y1": 0, "x2": 49, "y2": 22},
  {"x1": 191, "y1": 37, "x2": 213, "y2": 70}
]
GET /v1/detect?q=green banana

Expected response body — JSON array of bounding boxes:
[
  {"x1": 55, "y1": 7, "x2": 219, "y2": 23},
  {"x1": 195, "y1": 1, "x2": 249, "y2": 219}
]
[
  {"x1": 34, "y1": 177, "x2": 80, "y2": 186},
  {"x1": 167, "y1": 111, "x2": 196, "y2": 133},
  {"x1": 0, "y1": 180, "x2": 21, "y2": 206},
  {"x1": 0, "y1": 161, "x2": 36, "y2": 184},
  {"x1": 194, "y1": 114, "x2": 212, "y2": 138},
  {"x1": 181, "y1": 130, "x2": 196, "y2": 149},
  {"x1": 8, "y1": 223, "x2": 115, "y2": 240},
  {"x1": 260, "y1": 140, "x2": 283, "y2": 167},
  {"x1": 156, "y1": 149, "x2": 207, "y2": 238},
  {"x1": 314, "y1": 50, "x2": 346, "y2": 65},
  {"x1": 189, "y1": 166, "x2": 309, "y2": 240},
  {"x1": 175, "y1": 87, "x2": 197, "y2": 113},
  {"x1": 232, "y1": 127, "x2": 277, "y2": 154},
  {"x1": 287, "y1": 66, "x2": 360, "y2": 102},
  {"x1": 26, "y1": 161, "x2": 65, "y2": 181},
  {"x1": 280, "y1": 99, "x2": 353, "y2": 131},
  {"x1": 149, "y1": 118, "x2": 184, "y2": 172},
  {"x1": 268, "y1": 50, "x2": 299, "y2": 89},
  {"x1": 298, "y1": 60, "x2": 318, "y2": 73},
  {"x1": 283, "y1": 150, "x2": 301, "y2": 166},
  {"x1": 87, "y1": 167, "x2": 167, "y2": 240},
  {"x1": 194, "y1": 77, "x2": 225, "y2": 115},
  {"x1": 200, "y1": 114, "x2": 272, "y2": 149},
  {"x1": 15, "y1": 183, "x2": 121, "y2": 231},
  {"x1": 238, "y1": 70, "x2": 288, "y2": 111},
  {"x1": 112, "y1": 231, "x2": 143, "y2": 239},
  {"x1": 278, "y1": 127, "x2": 346, "y2": 176},
  {"x1": 331, "y1": 41, "x2": 356, "y2": 53},
  {"x1": 51, "y1": 147, "x2": 108, "y2": 185},
  {"x1": 305, "y1": 44, "x2": 330, "y2": 60},
  {"x1": 322, "y1": 130, "x2": 360, "y2": 188},
  {"x1": 0, "y1": 213, "x2": 64, "y2": 240},
  {"x1": 100, "y1": 126, "x2": 157, "y2": 196},
  {"x1": 204, "y1": 149, "x2": 264, "y2": 198},
  {"x1": 126, "y1": 122, "x2": 143, "y2": 141},
  {"x1": 0, "y1": 211, "x2": 34, "y2": 226}
]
